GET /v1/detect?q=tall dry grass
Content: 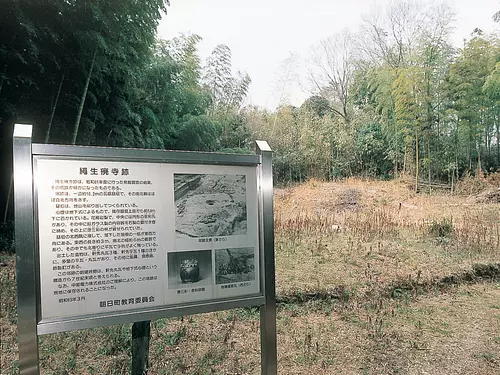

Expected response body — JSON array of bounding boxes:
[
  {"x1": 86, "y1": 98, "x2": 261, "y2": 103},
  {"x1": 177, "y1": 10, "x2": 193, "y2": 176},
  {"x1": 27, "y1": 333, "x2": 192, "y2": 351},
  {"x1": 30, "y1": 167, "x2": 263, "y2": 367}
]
[{"x1": 274, "y1": 178, "x2": 500, "y2": 296}]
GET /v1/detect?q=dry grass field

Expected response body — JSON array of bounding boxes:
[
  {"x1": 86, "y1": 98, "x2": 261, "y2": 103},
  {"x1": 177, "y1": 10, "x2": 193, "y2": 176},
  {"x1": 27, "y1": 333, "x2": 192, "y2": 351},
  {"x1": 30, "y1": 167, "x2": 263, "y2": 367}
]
[{"x1": 1, "y1": 177, "x2": 500, "y2": 374}]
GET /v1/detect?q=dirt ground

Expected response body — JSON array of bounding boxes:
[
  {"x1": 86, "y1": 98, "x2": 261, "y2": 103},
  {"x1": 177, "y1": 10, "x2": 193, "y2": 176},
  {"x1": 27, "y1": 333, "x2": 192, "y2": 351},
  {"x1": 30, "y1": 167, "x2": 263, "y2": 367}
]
[{"x1": 1, "y1": 177, "x2": 499, "y2": 374}]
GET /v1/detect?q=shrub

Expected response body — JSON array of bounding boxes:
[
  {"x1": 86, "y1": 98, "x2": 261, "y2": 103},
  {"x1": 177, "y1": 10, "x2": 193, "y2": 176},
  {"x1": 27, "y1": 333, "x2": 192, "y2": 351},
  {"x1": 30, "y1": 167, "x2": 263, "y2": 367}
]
[{"x1": 428, "y1": 218, "x2": 453, "y2": 240}]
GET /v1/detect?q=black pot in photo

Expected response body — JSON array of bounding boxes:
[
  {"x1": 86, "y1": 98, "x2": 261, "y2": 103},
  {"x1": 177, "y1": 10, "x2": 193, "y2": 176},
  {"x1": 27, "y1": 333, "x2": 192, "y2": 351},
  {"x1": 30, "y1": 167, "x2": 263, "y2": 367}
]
[{"x1": 180, "y1": 259, "x2": 200, "y2": 283}]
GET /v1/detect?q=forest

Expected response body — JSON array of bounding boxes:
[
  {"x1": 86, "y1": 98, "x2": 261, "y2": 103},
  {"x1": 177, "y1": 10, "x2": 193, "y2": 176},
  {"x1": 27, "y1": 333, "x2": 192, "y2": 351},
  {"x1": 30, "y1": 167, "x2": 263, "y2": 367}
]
[
  {"x1": 1, "y1": 0, "x2": 500, "y2": 221},
  {"x1": 1, "y1": 2, "x2": 500, "y2": 374}
]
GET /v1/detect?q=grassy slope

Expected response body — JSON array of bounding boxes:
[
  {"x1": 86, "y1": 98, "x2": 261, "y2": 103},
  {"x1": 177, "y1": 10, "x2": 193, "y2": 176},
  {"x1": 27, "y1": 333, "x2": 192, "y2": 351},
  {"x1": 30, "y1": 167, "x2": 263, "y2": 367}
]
[{"x1": 1, "y1": 178, "x2": 499, "y2": 374}]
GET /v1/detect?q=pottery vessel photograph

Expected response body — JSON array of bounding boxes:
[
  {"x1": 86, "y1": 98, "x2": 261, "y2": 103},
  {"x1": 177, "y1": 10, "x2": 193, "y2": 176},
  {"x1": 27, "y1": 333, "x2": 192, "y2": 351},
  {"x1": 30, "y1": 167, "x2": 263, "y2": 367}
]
[{"x1": 180, "y1": 259, "x2": 200, "y2": 283}]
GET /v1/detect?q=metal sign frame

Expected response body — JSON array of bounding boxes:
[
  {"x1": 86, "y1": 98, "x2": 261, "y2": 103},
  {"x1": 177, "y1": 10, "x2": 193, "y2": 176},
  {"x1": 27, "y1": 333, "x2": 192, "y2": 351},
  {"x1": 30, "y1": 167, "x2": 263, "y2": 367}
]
[{"x1": 13, "y1": 124, "x2": 277, "y2": 375}]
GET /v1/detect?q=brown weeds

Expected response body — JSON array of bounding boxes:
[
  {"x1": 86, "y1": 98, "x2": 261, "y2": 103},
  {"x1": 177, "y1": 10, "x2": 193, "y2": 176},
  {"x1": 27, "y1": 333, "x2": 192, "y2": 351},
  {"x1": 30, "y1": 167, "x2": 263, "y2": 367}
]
[{"x1": 1, "y1": 178, "x2": 499, "y2": 374}]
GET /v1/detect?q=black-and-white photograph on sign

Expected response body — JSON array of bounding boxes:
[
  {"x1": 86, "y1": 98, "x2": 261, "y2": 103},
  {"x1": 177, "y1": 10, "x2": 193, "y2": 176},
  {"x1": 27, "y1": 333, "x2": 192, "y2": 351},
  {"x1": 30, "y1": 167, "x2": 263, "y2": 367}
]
[
  {"x1": 215, "y1": 247, "x2": 255, "y2": 285},
  {"x1": 167, "y1": 250, "x2": 212, "y2": 289},
  {"x1": 174, "y1": 173, "x2": 247, "y2": 238}
]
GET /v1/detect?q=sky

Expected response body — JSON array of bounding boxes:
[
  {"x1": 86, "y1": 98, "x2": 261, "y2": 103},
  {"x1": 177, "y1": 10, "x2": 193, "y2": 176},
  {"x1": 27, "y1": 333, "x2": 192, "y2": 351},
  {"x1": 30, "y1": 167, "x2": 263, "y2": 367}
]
[{"x1": 157, "y1": 0, "x2": 500, "y2": 110}]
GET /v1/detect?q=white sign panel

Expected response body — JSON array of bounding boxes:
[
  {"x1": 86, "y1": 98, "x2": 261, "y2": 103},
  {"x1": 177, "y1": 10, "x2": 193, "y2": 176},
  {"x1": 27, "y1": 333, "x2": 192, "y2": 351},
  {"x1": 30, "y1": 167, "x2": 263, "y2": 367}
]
[{"x1": 35, "y1": 159, "x2": 260, "y2": 320}]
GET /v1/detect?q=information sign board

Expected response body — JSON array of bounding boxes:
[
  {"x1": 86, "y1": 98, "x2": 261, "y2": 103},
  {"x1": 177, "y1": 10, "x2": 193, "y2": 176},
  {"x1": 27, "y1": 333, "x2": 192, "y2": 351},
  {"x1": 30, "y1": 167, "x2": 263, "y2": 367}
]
[
  {"x1": 35, "y1": 160, "x2": 260, "y2": 319},
  {"x1": 14, "y1": 124, "x2": 276, "y2": 375}
]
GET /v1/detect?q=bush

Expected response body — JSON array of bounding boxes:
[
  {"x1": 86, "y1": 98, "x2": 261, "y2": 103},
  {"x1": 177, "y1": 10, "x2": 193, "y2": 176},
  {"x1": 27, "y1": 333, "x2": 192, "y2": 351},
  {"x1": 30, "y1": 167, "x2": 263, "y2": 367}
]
[
  {"x1": 428, "y1": 218, "x2": 453, "y2": 240},
  {"x1": 0, "y1": 221, "x2": 14, "y2": 253}
]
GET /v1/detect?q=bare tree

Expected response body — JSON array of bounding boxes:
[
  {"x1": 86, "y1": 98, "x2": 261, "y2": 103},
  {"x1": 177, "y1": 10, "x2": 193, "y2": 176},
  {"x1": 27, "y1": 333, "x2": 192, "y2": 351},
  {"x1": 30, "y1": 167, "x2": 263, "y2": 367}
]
[
  {"x1": 309, "y1": 29, "x2": 354, "y2": 124},
  {"x1": 270, "y1": 53, "x2": 301, "y2": 135},
  {"x1": 356, "y1": 0, "x2": 425, "y2": 68},
  {"x1": 271, "y1": 52, "x2": 301, "y2": 108}
]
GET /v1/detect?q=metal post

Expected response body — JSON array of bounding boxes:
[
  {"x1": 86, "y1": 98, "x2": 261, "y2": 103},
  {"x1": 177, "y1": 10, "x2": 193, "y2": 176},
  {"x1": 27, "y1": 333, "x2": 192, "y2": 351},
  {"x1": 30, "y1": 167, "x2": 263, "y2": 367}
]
[
  {"x1": 255, "y1": 140, "x2": 277, "y2": 375},
  {"x1": 13, "y1": 124, "x2": 40, "y2": 374},
  {"x1": 132, "y1": 321, "x2": 151, "y2": 374}
]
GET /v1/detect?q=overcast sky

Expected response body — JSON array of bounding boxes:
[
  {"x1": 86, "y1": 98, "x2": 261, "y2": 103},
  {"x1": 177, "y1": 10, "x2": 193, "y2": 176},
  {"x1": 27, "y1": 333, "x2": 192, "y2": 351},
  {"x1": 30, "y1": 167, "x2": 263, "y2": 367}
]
[{"x1": 157, "y1": 0, "x2": 500, "y2": 110}]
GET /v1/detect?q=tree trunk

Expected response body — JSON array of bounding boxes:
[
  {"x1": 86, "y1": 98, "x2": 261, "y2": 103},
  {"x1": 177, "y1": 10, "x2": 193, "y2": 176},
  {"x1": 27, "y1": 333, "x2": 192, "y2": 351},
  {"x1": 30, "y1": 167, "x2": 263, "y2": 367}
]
[
  {"x1": 486, "y1": 127, "x2": 490, "y2": 158},
  {"x1": 403, "y1": 143, "x2": 407, "y2": 175},
  {"x1": 2, "y1": 176, "x2": 13, "y2": 223},
  {"x1": 394, "y1": 132, "x2": 398, "y2": 176},
  {"x1": 468, "y1": 122, "x2": 472, "y2": 172},
  {"x1": 455, "y1": 120, "x2": 460, "y2": 182},
  {"x1": 450, "y1": 167, "x2": 454, "y2": 194},
  {"x1": 132, "y1": 321, "x2": 151, "y2": 375},
  {"x1": 427, "y1": 139, "x2": 431, "y2": 185},
  {"x1": 436, "y1": 108, "x2": 440, "y2": 139},
  {"x1": 0, "y1": 63, "x2": 7, "y2": 95},
  {"x1": 105, "y1": 128, "x2": 114, "y2": 146},
  {"x1": 2, "y1": 63, "x2": 13, "y2": 222},
  {"x1": 71, "y1": 47, "x2": 98, "y2": 145},
  {"x1": 393, "y1": 110, "x2": 398, "y2": 177},
  {"x1": 477, "y1": 142, "x2": 482, "y2": 177},
  {"x1": 45, "y1": 72, "x2": 65, "y2": 143},
  {"x1": 271, "y1": 112, "x2": 279, "y2": 138},
  {"x1": 496, "y1": 120, "x2": 499, "y2": 167},
  {"x1": 415, "y1": 133, "x2": 419, "y2": 192}
]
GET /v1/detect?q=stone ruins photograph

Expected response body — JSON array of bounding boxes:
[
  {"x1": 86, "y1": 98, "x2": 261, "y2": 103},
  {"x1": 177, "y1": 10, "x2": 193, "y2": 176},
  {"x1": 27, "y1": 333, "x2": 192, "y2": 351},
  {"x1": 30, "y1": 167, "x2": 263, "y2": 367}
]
[
  {"x1": 174, "y1": 173, "x2": 247, "y2": 238},
  {"x1": 215, "y1": 247, "x2": 255, "y2": 285}
]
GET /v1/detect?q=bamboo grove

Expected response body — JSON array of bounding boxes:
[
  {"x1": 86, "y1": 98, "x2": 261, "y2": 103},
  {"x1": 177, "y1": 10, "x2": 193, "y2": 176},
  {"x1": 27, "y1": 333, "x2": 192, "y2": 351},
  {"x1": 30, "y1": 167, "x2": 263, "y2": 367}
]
[{"x1": 249, "y1": 3, "x2": 500, "y2": 186}]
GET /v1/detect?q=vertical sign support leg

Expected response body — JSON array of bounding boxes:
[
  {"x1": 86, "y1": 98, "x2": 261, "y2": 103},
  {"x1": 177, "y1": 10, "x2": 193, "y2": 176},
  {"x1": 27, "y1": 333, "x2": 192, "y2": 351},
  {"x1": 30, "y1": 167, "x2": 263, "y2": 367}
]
[
  {"x1": 13, "y1": 124, "x2": 40, "y2": 375},
  {"x1": 132, "y1": 321, "x2": 151, "y2": 374},
  {"x1": 256, "y1": 141, "x2": 277, "y2": 375}
]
